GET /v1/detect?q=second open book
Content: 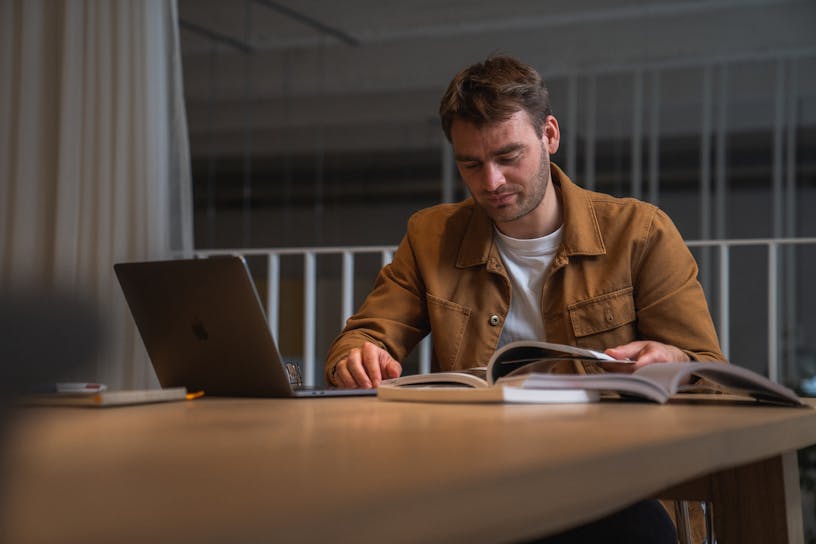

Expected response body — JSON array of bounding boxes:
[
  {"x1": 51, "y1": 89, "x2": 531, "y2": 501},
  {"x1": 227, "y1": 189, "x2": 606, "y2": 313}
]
[{"x1": 377, "y1": 340, "x2": 807, "y2": 406}]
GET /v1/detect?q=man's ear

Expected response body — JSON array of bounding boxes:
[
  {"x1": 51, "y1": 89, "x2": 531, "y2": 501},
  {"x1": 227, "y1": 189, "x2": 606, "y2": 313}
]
[{"x1": 543, "y1": 115, "x2": 560, "y2": 155}]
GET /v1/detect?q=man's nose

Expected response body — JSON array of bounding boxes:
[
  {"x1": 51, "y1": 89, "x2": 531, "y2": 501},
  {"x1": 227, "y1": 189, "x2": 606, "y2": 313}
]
[{"x1": 483, "y1": 162, "x2": 505, "y2": 192}]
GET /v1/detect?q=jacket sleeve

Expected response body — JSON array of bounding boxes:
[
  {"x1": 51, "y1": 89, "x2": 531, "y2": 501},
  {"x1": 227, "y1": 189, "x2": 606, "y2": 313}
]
[
  {"x1": 632, "y1": 208, "x2": 726, "y2": 362},
  {"x1": 324, "y1": 227, "x2": 430, "y2": 383}
]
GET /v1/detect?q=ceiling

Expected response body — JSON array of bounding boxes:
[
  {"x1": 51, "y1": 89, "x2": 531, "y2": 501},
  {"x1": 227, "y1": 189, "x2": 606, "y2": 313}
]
[
  {"x1": 177, "y1": 0, "x2": 816, "y2": 215},
  {"x1": 178, "y1": 0, "x2": 816, "y2": 158},
  {"x1": 179, "y1": 0, "x2": 813, "y2": 54}
]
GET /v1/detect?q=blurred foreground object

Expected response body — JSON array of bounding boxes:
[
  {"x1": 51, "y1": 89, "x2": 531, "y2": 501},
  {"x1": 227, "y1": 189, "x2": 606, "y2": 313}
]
[{"x1": 0, "y1": 290, "x2": 100, "y2": 407}]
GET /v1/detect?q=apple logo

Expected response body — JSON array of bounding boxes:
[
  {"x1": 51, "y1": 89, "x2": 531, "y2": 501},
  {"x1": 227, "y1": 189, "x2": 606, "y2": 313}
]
[{"x1": 192, "y1": 317, "x2": 209, "y2": 341}]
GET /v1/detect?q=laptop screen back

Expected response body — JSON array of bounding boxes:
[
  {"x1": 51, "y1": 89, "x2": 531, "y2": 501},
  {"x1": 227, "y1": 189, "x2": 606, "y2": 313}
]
[{"x1": 114, "y1": 257, "x2": 296, "y2": 397}]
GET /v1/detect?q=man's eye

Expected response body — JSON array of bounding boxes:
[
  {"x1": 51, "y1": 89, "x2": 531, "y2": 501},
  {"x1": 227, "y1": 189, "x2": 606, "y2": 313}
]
[
  {"x1": 499, "y1": 154, "x2": 520, "y2": 164},
  {"x1": 462, "y1": 163, "x2": 481, "y2": 170}
]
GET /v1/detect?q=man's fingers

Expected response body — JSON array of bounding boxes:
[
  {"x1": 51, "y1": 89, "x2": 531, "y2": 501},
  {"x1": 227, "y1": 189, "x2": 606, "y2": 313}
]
[
  {"x1": 604, "y1": 341, "x2": 647, "y2": 361},
  {"x1": 334, "y1": 349, "x2": 364, "y2": 388},
  {"x1": 347, "y1": 348, "x2": 373, "y2": 388},
  {"x1": 361, "y1": 342, "x2": 384, "y2": 386},
  {"x1": 336, "y1": 348, "x2": 372, "y2": 388},
  {"x1": 372, "y1": 342, "x2": 403, "y2": 382},
  {"x1": 635, "y1": 344, "x2": 689, "y2": 367},
  {"x1": 333, "y1": 343, "x2": 402, "y2": 388},
  {"x1": 633, "y1": 348, "x2": 662, "y2": 366},
  {"x1": 383, "y1": 359, "x2": 402, "y2": 379},
  {"x1": 605, "y1": 341, "x2": 690, "y2": 370},
  {"x1": 333, "y1": 359, "x2": 353, "y2": 388}
]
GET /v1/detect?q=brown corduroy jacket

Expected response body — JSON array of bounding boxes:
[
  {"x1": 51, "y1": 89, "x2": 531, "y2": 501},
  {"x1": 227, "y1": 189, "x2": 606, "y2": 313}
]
[{"x1": 325, "y1": 164, "x2": 724, "y2": 382}]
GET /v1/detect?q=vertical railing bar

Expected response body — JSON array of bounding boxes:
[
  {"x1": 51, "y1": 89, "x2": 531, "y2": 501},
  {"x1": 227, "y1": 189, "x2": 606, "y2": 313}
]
[
  {"x1": 785, "y1": 57, "x2": 799, "y2": 242},
  {"x1": 771, "y1": 61, "x2": 785, "y2": 384},
  {"x1": 772, "y1": 59, "x2": 785, "y2": 239},
  {"x1": 719, "y1": 243, "x2": 730, "y2": 361},
  {"x1": 303, "y1": 252, "x2": 316, "y2": 386},
  {"x1": 784, "y1": 59, "x2": 799, "y2": 385},
  {"x1": 631, "y1": 69, "x2": 643, "y2": 200},
  {"x1": 715, "y1": 64, "x2": 727, "y2": 240},
  {"x1": 267, "y1": 252, "x2": 280, "y2": 343},
  {"x1": 419, "y1": 335, "x2": 432, "y2": 375},
  {"x1": 441, "y1": 139, "x2": 455, "y2": 203},
  {"x1": 715, "y1": 65, "x2": 728, "y2": 363},
  {"x1": 585, "y1": 74, "x2": 597, "y2": 191},
  {"x1": 768, "y1": 243, "x2": 779, "y2": 382},
  {"x1": 381, "y1": 250, "x2": 393, "y2": 268},
  {"x1": 566, "y1": 74, "x2": 578, "y2": 178},
  {"x1": 700, "y1": 65, "x2": 713, "y2": 301},
  {"x1": 700, "y1": 66, "x2": 713, "y2": 239},
  {"x1": 648, "y1": 70, "x2": 660, "y2": 205},
  {"x1": 341, "y1": 251, "x2": 354, "y2": 328},
  {"x1": 785, "y1": 58, "x2": 798, "y2": 241}
]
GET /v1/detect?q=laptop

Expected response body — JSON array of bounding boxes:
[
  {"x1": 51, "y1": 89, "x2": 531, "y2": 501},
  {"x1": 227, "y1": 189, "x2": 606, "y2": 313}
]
[{"x1": 114, "y1": 256, "x2": 375, "y2": 397}]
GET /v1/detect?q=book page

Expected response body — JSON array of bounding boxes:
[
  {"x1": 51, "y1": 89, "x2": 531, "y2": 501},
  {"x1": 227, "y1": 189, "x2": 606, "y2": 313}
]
[
  {"x1": 491, "y1": 341, "x2": 621, "y2": 365},
  {"x1": 377, "y1": 383, "x2": 599, "y2": 404},
  {"x1": 498, "y1": 373, "x2": 670, "y2": 403},
  {"x1": 630, "y1": 362, "x2": 694, "y2": 394},
  {"x1": 633, "y1": 362, "x2": 805, "y2": 406},
  {"x1": 486, "y1": 341, "x2": 633, "y2": 385},
  {"x1": 382, "y1": 367, "x2": 488, "y2": 389}
]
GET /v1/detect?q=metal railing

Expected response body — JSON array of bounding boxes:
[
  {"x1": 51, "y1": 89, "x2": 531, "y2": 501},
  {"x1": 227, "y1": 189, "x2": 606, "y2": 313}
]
[
  {"x1": 688, "y1": 237, "x2": 816, "y2": 383},
  {"x1": 195, "y1": 246, "x2": 432, "y2": 386},
  {"x1": 196, "y1": 237, "x2": 816, "y2": 386}
]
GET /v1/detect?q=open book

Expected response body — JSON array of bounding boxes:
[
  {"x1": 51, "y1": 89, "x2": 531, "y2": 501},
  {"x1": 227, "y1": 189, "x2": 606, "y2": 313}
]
[
  {"x1": 378, "y1": 340, "x2": 631, "y2": 404},
  {"x1": 378, "y1": 340, "x2": 807, "y2": 407},
  {"x1": 500, "y1": 361, "x2": 807, "y2": 406}
]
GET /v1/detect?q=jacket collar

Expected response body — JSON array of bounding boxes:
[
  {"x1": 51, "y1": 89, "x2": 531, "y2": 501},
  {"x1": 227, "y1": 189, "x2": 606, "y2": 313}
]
[{"x1": 456, "y1": 163, "x2": 606, "y2": 268}]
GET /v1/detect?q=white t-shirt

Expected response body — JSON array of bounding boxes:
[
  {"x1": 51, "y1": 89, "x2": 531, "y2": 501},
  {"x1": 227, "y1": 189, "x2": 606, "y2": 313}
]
[{"x1": 494, "y1": 225, "x2": 563, "y2": 348}]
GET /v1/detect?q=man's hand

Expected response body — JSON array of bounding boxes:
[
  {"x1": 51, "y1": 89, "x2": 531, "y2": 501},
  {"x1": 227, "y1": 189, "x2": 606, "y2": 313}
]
[
  {"x1": 603, "y1": 340, "x2": 690, "y2": 373},
  {"x1": 331, "y1": 341, "x2": 403, "y2": 389}
]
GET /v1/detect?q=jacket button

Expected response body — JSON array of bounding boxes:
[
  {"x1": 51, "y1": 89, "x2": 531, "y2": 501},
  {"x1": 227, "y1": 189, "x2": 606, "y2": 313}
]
[{"x1": 489, "y1": 315, "x2": 501, "y2": 326}]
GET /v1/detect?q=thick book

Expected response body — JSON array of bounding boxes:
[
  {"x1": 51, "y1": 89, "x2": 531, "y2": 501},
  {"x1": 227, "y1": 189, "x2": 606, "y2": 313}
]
[
  {"x1": 24, "y1": 387, "x2": 190, "y2": 407},
  {"x1": 377, "y1": 340, "x2": 807, "y2": 407},
  {"x1": 377, "y1": 383, "x2": 599, "y2": 403},
  {"x1": 378, "y1": 340, "x2": 630, "y2": 404}
]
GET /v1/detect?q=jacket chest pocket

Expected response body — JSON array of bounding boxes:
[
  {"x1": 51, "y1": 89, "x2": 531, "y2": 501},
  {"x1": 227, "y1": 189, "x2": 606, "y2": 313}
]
[
  {"x1": 426, "y1": 293, "x2": 471, "y2": 370},
  {"x1": 568, "y1": 287, "x2": 636, "y2": 350}
]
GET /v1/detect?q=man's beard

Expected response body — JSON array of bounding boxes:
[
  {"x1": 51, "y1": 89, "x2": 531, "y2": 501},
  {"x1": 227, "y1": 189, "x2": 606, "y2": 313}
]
[{"x1": 488, "y1": 146, "x2": 550, "y2": 224}]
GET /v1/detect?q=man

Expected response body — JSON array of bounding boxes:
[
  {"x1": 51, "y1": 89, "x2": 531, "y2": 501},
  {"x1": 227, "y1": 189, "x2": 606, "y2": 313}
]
[
  {"x1": 325, "y1": 55, "x2": 723, "y2": 543},
  {"x1": 326, "y1": 55, "x2": 723, "y2": 389}
]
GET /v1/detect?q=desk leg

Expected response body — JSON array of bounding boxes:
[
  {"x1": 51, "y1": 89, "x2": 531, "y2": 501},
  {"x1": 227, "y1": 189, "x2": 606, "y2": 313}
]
[{"x1": 659, "y1": 452, "x2": 804, "y2": 544}]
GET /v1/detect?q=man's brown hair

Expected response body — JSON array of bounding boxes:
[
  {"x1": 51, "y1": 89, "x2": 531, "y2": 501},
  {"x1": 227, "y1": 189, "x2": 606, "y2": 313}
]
[{"x1": 439, "y1": 55, "x2": 552, "y2": 142}]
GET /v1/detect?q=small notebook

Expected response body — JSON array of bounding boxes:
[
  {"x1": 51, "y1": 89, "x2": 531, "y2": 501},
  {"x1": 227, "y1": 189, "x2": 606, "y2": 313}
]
[{"x1": 24, "y1": 387, "x2": 189, "y2": 407}]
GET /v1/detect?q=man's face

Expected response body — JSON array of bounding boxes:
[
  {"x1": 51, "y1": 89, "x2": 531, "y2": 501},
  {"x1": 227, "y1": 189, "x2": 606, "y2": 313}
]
[{"x1": 451, "y1": 111, "x2": 560, "y2": 235}]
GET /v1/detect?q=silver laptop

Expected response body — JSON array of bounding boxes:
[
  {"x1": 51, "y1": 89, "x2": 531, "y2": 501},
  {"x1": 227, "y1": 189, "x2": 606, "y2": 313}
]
[{"x1": 114, "y1": 256, "x2": 374, "y2": 397}]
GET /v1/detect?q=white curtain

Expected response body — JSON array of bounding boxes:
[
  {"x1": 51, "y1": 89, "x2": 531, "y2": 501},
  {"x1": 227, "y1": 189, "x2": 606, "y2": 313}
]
[{"x1": 0, "y1": 0, "x2": 193, "y2": 388}]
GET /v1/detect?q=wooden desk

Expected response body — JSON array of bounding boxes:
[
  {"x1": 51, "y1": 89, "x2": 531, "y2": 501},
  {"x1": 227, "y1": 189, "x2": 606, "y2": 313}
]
[{"x1": 2, "y1": 397, "x2": 815, "y2": 543}]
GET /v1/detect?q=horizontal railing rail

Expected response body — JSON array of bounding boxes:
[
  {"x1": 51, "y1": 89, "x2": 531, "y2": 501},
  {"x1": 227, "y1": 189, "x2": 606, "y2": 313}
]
[{"x1": 196, "y1": 237, "x2": 816, "y2": 386}]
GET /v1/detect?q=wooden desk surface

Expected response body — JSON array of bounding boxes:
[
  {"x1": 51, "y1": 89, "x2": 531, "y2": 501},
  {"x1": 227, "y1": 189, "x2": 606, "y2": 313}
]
[{"x1": 2, "y1": 397, "x2": 815, "y2": 543}]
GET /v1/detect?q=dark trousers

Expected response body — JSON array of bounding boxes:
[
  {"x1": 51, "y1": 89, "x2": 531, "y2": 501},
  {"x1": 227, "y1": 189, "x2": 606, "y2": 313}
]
[{"x1": 528, "y1": 499, "x2": 677, "y2": 544}]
